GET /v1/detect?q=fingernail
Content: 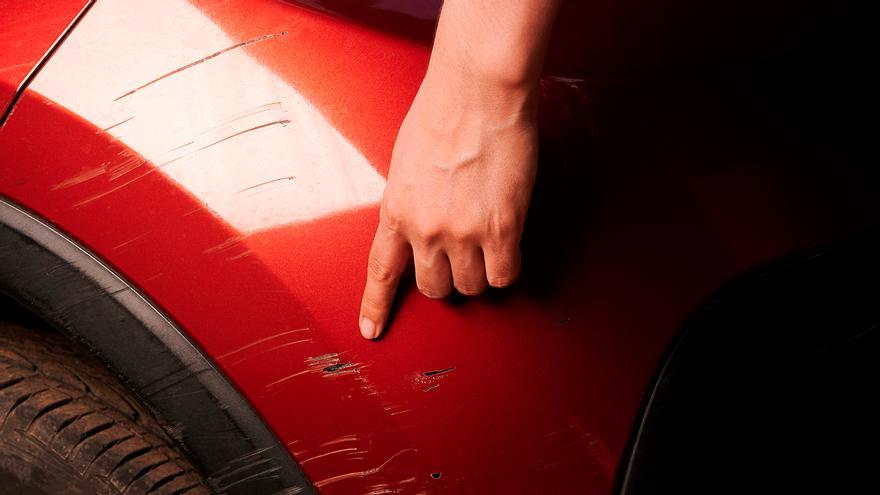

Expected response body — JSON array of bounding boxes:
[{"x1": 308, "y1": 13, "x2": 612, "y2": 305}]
[{"x1": 359, "y1": 316, "x2": 377, "y2": 339}]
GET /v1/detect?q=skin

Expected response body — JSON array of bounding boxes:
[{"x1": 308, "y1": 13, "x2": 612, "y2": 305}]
[{"x1": 359, "y1": 0, "x2": 561, "y2": 339}]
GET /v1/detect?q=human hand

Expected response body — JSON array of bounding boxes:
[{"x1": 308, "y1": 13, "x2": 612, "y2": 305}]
[{"x1": 358, "y1": 62, "x2": 539, "y2": 339}]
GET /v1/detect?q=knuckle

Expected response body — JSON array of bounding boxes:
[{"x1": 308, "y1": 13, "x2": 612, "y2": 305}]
[
  {"x1": 449, "y1": 223, "x2": 477, "y2": 244},
  {"x1": 414, "y1": 221, "x2": 443, "y2": 244},
  {"x1": 367, "y1": 255, "x2": 396, "y2": 283},
  {"x1": 487, "y1": 210, "x2": 520, "y2": 241},
  {"x1": 360, "y1": 292, "x2": 385, "y2": 312},
  {"x1": 381, "y1": 202, "x2": 405, "y2": 234}
]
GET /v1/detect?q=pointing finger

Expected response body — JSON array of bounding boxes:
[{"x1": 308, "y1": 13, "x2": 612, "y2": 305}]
[{"x1": 360, "y1": 224, "x2": 409, "y2": 339}]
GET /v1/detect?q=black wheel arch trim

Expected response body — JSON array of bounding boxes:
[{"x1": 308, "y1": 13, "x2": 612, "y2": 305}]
[
  {"x1": 0, "y1": 197, "x2": 316, "y2": 495},
  {"x1": 615, "y1": 227, "x2": 880, "y2": 494}
]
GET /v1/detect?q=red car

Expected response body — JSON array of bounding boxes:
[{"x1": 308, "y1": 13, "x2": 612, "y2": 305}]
[{"x1": 1, "y1": 1, "x2": 876, "y2": 494}]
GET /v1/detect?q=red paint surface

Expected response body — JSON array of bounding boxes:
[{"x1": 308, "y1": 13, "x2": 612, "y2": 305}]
[
  {"x1": 0, "y1": 0, "x2": 87, "y2": 114},
  {"x1": 1, "y1": 1, "x2": 875, "y2": 493}
]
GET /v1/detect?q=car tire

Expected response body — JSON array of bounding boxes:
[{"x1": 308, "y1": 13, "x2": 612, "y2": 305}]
[{"x1": 0, "y1": 321, "x2": 211, "y2": 495}]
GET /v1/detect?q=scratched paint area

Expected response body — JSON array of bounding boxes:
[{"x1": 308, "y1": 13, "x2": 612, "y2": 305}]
[
  {"x1": 31, "y1": 0, "x2": 386, "y2": 232},
  {"x1": 3, "y1": 0, "x2": 861, "y2": 493},
  {"x1": 0, "y1": 1, "x2": 713, "y2": 492}
]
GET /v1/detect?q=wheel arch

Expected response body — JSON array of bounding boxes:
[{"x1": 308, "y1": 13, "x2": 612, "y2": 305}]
[{"x1": 0, "y1": 196, "x2": 315, "y2": 495}]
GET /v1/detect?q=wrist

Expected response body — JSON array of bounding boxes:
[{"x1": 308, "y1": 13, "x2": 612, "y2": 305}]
[
  {"x1": 428, "y1": 34, "x2": 540, "y2": 89},
  {"x1": 421, "y1": 52, "x2": 539, "y2": 121}
]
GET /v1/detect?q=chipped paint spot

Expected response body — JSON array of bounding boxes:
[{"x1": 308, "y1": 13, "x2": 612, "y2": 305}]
[
  {"x1": 323, "y1": 362, "x2": 357, "y2": 373},
  {"x1": 422, "y1": 367, "x2": 455, "y2": 377},
  {"x1": 412, "y1": 366, "x2": 456, "y2": 392}
]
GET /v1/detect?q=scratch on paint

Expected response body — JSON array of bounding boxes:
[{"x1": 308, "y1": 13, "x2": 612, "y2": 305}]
[
  {"x1": 204, "y1": 236, "x2": 248, "y2": 254},
  {"x1": 323, "y1": 362, "x2": 357, "y2": 373},
  {"x1": 226, "y1": 250, "x2": 253, "y2": 261},
  {"x1": 422, "y1": 367, "x2": 455, "y2": 377},
  {"x1": 262, "y1": 369, "x2": 313, "y2": 392},
  {"x1": 320, "y1": 435, "x2": 358, "y2": 448},
  {"x1": 414, "y1": 366, "x2": 456, "y2": 392},
  {"x1": 73, "y1": 169, "x2": 157, "y2": 207},
  {"x1": 102, "y1": 115, "x2": 134, "y2": 131},
  {"x1": 307, "y1": 353, "x2": 363, "y2": 377},
  {"x1": 114, "y1": 32, "x2": 288, "y2": 101},
  {"x1": 227, "y1": 339, "x2": 314, "y2": 367},
  {"x1": 299, "y1": 448, "x2": 360, "y2": 465},
  {"x1": 263, "y1": 353, "x2": 362, "y2": 396},
  {"x1": 108, "y1": 153, "x2": 146, "y2": 180},
  {"x1": 112, "y1": 231, "x2": 152, "y2": 250},
  {"x1": 200, "y1": 101, "x2": 284, "y2": 136},
  {"x1": 236, "y1": 176, "x2": 295, "y2": 194},
  {"x1": 313, "y1": 449, "x2": 418, "y2": 489},
  {"x1": 197, "y1": 119, "x2": 290, "y2": 151},
  {"x1": 217, "y1": 327, "x2": 310, "y2": 360},
  {"x1": 51, "y1": 165, "x2": 107, "y2": 190},
  {"x1": 169, "y1": 140, "x2": 195, "y2": 152}
]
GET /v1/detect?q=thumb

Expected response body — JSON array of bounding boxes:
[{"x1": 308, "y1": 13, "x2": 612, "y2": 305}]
[{"x1": 359, "y1": 224, "x2": 408, "y2": 339}]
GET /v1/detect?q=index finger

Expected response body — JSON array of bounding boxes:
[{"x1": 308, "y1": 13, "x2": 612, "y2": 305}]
[{"x1": 359, "y1": 223, "x2": 409, "y2": 339}]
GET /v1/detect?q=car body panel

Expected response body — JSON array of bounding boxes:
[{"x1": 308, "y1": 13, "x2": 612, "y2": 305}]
[
  {"x1": 0, "y1": 0, "x2": 88, "y2": 115},
  {"x1": 0, "y1": 0, "x2": 875, "y2": 493}
]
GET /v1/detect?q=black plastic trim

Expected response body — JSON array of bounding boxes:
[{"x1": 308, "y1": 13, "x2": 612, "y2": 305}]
[
  {"x1": 0, "y1": 197, "x2": 315, "y2": 495},
  {"x1": 617, "y1": 229, "x2": 880, "y2": 494}
]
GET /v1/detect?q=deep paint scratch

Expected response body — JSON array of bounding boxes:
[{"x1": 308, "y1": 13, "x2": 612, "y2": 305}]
[
  {"x1": 114, "y1": 32, "x2": 288, "y2": 101},
  {"x1": 323, "y1": 362, "x2": 356, "y2": 373},
  {"x1": 313, "y1": 448, "x2": 418, "y2": 488},
  {"x1": 102, "y1": 115, "x2": 135, "y2": 131},
  {"x1": 263, "y1": 353, "x2": 363, "y2": 396},
  {"x1": 422, "y1": 367, "x2": 455, "y2": 377}
]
